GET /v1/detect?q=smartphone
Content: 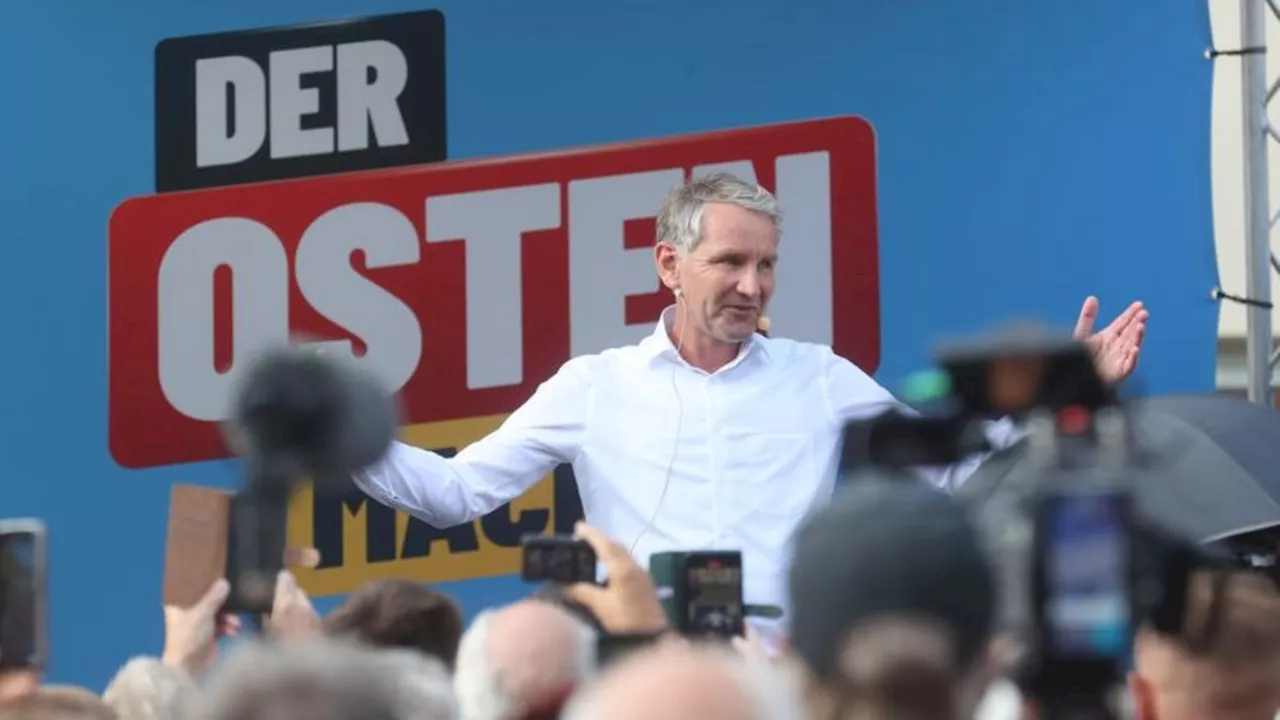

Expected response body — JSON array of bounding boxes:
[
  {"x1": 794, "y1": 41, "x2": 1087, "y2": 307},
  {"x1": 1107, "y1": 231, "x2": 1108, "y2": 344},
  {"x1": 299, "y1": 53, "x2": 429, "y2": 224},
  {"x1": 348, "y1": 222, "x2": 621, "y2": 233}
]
[
  {"x1": 1034, "y1": 489, "x2": 1132, "y2": 682},
  {"x1": 521, "y1": 535, "x2": 596, "y2": 584},
  {"x1": 681, "y1": 552, "x2": 744, "y2": 639},
  {"x1": 0, "y1": 518, "x2": 48, "y2": 670}
]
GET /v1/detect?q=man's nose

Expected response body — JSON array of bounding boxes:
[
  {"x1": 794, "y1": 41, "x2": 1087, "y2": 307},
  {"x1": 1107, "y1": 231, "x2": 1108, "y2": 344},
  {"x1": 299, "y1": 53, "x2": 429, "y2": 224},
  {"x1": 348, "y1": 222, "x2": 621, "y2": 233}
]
[{"x1": 736, "y1": 268, "x2": 761, "y2": 299}]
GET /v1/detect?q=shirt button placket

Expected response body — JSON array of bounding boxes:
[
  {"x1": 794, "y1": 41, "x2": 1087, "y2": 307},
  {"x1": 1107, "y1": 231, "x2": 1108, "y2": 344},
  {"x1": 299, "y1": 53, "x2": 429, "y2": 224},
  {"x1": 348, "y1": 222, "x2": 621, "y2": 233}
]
[{"x1": 705, "y1": 374, "x2": 722, "y2": 544}]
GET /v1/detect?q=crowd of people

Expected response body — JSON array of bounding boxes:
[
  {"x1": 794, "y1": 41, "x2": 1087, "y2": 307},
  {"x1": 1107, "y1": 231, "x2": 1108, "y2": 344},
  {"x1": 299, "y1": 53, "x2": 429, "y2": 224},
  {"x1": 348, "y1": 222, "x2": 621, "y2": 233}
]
[{"x1": 3, "y1": 481, "x2": 1280, "y2": 720}]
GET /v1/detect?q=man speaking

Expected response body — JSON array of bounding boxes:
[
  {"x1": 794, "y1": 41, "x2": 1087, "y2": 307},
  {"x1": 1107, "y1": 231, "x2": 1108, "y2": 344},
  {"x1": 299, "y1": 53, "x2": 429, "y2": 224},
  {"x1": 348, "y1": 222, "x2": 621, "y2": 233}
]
[{"x1": 353, "y1": 173, "x2": 1148, "y2": 646}]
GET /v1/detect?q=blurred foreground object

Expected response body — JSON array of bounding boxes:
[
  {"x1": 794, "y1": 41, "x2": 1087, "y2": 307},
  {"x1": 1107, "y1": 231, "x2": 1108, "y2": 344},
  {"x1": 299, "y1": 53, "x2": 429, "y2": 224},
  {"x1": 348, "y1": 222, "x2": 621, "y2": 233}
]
[
  {"x1": 841, "y1": 328, "x2": 1113, "y2": 476},
  {"x1": 788, "y1": 480, "x2": 994, "y2": 698},
  {"x1": 226, "y1": 346, "x2": 399, "y2": 488},
  {"x1": 0, "y1": 519, "x2": 47, "y2": 673},
  {"x1": 223, "y1": 345, "x2": 400, "y2": 614},
  {"x1": 195, "y1": 637, "x2": 456, "y2": 720},
  {"x1": 840, "y1": 327, "x2": 1232, "y2": 720},
  {"x1": 961, "y1": 393, "x2": 1280, "y2": 543}
]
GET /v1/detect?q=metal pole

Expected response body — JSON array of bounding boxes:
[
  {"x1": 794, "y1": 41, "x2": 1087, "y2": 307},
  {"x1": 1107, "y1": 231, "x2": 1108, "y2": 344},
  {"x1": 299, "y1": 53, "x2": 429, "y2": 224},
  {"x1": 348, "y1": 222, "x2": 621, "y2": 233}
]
[{"x1": 1241, "y1": 0, "x2": 1274, "y2": 405}]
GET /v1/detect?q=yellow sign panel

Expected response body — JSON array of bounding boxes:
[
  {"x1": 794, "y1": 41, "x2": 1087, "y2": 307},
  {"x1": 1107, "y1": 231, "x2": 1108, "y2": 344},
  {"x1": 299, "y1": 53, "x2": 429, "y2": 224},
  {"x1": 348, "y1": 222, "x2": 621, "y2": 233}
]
[{"x1": 287, "y1": 414, "x2": 570, "y2": 598}]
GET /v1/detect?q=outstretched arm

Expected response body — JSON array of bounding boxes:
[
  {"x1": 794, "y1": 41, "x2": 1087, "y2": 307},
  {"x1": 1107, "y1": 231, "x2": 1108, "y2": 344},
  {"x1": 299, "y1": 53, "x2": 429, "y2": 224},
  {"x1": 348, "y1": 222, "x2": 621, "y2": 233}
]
[{"x1": 354, "y1": 357, "x2": 593, "y2": 527}]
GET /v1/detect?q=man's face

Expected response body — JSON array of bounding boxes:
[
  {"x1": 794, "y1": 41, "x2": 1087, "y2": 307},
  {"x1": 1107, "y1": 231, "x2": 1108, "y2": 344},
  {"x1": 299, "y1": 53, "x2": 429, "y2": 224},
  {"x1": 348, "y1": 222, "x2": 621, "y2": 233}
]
[{"x1": 675, "y1": 203, "x2": 778, "y2": 344}]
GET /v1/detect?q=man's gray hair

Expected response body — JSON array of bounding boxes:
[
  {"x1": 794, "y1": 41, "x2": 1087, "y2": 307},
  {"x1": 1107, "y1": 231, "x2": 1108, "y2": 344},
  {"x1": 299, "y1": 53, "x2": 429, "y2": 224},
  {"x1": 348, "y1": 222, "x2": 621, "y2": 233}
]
[
  {"x1": 655, "y1": 172, "x2": 782, "y2": 256},
  {"x1": 453, "y1": 608, "x2": 596, "y2": 720},
  {"x1": 191, "y1": 637, "x2": 457, "y2": 720}
]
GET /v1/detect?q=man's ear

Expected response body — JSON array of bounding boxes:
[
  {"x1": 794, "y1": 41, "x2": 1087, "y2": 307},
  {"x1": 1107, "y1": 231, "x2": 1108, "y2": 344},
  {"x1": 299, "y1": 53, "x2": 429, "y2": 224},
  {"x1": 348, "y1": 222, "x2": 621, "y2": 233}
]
[{"x1": 654, "y1": 243, "x2": 680, "y2": 292}]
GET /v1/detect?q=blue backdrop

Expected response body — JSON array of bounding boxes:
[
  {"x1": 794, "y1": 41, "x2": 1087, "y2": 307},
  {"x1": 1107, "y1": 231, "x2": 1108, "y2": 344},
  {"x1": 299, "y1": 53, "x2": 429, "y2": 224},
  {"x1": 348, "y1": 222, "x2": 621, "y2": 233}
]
[{"x1": 0, "y1": 0, "x2": 1215, "y2": 688}]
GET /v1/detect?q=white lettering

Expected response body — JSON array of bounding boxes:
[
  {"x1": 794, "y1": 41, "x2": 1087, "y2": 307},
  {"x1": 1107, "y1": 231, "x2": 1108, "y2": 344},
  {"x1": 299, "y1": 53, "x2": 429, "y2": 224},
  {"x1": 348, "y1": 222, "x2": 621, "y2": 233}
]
[
  {"x1": 336, "y1": 41, "x2": 410, "y2": 152},
  {"x1": 157, "y1": 218, "x2": 289, "y2": 421},
  {"x1": 771, "y1": 152, "x2": 833, "y2": 345},
  {"x1": 295, "y1": 203, "x2": 423, "y2": 393},
  {"x1": 269, "y1": 46, "x2": 334, "y2": 159},
  {"x1": 427, "y1": 184, "x2": 562, "y2": 389},
  {"x1": 567, "y1": 169, "x2": 683, "y2": 356},
  {"x1": 195, "y1": 57, "x2": 266, "y2": 168}
]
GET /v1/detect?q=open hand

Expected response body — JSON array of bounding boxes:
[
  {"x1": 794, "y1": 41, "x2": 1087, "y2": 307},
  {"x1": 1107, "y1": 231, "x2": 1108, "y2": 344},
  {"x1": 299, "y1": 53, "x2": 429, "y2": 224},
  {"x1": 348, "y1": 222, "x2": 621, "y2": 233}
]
[{"x1": 1073, "y1": 297, "x2": 1147, "y2": 385}]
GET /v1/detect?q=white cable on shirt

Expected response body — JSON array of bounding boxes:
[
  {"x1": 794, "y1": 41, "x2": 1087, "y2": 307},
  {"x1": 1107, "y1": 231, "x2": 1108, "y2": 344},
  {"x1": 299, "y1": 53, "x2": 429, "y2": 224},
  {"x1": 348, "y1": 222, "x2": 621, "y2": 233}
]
[{"x1": 628, "y1": 298, "x2": 688, "y2": 556}]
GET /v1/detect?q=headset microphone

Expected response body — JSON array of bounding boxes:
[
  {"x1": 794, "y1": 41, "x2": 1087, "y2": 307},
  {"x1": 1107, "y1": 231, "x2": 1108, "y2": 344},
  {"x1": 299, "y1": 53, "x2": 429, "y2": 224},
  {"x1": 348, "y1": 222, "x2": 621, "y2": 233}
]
[{"x1": 757, "y1": 315, "x2": 771, "y2": 333}]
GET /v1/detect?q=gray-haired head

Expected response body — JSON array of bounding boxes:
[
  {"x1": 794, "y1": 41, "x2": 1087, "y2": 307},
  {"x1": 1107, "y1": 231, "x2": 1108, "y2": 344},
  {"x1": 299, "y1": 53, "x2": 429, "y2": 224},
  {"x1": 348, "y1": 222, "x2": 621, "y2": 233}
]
[
  {"x1": 655, "y1": 172, "x2": 782, "y2": 257},
  {"x1": 102, "y1": 657, "x2": 199, "y2": 720},
  {"x1": 192, "y1": 637, "x2": 457, "y2": 720}
]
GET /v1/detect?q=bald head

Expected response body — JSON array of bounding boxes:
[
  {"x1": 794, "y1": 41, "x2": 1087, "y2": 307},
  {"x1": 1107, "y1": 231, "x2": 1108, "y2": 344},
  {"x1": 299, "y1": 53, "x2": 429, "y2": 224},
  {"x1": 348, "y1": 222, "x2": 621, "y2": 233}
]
[
  {"x1": 564, "y1": 643, "x2": 801, "y2": 720},
  {"x1": 490, "y1": 601, "x2": 588, "y2": 704},
  {"x1": 454, "y1": 601, "x2": 595, "y2": 720}
]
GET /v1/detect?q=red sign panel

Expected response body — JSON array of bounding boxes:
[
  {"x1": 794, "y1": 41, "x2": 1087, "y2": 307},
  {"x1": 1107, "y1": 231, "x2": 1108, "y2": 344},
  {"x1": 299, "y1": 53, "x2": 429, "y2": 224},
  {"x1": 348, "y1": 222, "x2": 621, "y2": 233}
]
[{"x1": 108, "y1": 116, "x2": 880, "y2": 469}]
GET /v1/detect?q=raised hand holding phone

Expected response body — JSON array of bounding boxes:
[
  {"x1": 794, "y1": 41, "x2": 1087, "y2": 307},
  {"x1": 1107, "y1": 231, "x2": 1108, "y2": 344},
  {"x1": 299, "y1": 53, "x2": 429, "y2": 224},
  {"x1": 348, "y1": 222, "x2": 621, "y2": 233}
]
[
  {"x1": 161, "y1": 579, "x2": 242, "y2": 679},
  {"x1": 559, "y1": 523, "x2": 668, "y2": 635}
]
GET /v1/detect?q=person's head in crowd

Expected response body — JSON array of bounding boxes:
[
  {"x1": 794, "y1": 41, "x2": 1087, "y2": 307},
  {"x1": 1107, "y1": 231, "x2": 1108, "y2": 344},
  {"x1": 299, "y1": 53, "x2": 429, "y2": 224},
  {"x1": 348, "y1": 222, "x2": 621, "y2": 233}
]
[
  {"x1": 788, "y1": 480, "x2": 999, "y2": 720},
  {"x1": 453, "y1": 600, "x2": 595, "y2": 720},
  {"x1": 193, "y1": 637, "x2": 456, "y2": 720},
  {"x1": 0, "y1": 685, "x2": 116, "y2": 720},
  {"x1": 102, "y1": 657, "x2": 197, "y2": 720},
  {"x1": 562, "y1": 641, "x2": 803, "y2": 720},
  {"x1": 1130, "y1": 568, "x2": 1280, "y2": 720},
  {"x1": 324, "y1": 579, "x2": 464, "y2": 670}
]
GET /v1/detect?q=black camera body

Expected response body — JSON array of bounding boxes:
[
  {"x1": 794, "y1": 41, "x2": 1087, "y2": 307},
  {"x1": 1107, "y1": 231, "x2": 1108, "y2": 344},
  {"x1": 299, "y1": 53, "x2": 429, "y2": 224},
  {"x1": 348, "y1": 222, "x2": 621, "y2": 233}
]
[
  {"x1": 520, "y1": 535, "x2": 597, "y2": 585},
  {"x1": 838, "y1": 330, "x2": 1209, "y2": 719}
]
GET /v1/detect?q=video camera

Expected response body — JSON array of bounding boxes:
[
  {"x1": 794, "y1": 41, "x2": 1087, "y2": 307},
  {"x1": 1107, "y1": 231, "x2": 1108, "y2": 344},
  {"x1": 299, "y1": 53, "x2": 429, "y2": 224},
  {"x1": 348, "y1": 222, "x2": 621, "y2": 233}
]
[{"x1": 839, "y1": 329, "x2": 1220, "y2": 720}]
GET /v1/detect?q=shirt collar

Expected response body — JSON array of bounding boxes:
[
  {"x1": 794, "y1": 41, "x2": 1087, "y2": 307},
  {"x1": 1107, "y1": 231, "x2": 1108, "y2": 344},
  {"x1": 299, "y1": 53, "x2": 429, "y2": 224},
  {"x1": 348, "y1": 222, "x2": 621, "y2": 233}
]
[{"x1": 641, "y1": 305, "x2": 769, "y2": 372}]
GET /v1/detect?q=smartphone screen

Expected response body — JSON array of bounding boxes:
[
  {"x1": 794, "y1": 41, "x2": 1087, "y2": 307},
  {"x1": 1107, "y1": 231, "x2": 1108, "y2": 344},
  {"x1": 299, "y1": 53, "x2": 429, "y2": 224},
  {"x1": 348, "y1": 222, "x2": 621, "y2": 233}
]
[
  {"x1": 0, "y1": 523, "x2": 45, "y2": 669},
  {"x1": 521, "y1": 536, "x2": 596, "y2": 585},
  {"x1": 1044, "y1": 491, "x2": 1129, "y2": 660},
  {"x1": 683, "y1": 553, "x2": 744, "y2": 638}
]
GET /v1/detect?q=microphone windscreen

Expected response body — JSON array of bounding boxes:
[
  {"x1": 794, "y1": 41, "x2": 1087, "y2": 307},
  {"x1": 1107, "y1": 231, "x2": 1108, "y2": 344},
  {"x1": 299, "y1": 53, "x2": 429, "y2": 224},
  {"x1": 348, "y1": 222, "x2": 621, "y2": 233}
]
[{"x1": 228, "y1": 346, "x2": 399, "y2": 490}]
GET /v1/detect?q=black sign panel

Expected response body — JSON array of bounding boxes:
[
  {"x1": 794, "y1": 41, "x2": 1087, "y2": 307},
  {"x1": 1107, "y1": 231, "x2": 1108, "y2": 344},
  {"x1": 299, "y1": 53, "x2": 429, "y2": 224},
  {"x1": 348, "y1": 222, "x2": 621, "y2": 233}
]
[{"x1": 155, "y1": 10, "x2": 446, "y2": 192}]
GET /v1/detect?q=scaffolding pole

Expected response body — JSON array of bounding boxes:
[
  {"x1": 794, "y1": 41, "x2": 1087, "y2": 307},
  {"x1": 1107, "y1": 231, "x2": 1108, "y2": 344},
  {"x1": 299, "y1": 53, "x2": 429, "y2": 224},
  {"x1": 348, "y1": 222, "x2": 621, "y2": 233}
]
[{"x1": 1241, "y1": 0, "x2": 1273, "y2": 405}]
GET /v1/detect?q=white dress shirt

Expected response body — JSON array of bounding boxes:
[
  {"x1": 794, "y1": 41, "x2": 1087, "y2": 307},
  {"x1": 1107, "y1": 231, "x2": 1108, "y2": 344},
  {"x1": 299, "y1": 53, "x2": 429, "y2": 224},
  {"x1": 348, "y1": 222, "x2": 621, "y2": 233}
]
[{"x1": 355, "y1": 307, "x2": 1022, "y2": 646}]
